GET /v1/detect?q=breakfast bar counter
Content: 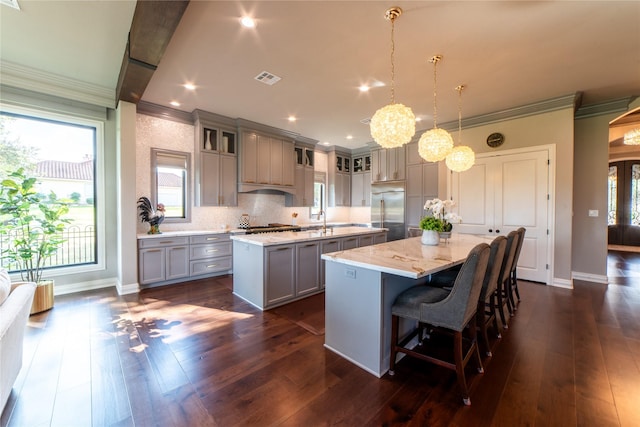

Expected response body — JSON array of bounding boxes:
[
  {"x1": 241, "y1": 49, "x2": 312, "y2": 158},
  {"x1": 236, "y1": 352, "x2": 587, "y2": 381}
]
[{"x1": 321, "y1": 233, "x2": 490, "y2": 377}]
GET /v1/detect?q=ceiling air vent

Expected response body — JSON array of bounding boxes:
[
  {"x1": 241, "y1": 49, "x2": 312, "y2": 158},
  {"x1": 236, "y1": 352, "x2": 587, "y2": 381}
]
[
  {"x1": 360, "y1": 117, "x2": 372, "y2": 125},
  {"x1": 254, "y1": 71, "x2": 281, "y2": 85}
]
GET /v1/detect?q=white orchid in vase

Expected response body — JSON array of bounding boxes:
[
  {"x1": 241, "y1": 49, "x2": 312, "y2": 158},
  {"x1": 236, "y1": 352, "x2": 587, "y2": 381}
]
[{"x1": 421, "y1": 198, "x2": 462, "y2": 232}]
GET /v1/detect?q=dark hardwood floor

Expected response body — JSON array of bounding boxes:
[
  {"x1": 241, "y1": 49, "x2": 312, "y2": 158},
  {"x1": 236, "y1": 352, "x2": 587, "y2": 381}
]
[{"x1": 2, "y1": 253, "x2": 640, "y2": 426}]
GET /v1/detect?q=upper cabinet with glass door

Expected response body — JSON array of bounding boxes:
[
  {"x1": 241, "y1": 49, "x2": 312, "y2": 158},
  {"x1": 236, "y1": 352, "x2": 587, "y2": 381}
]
[{"x1": 193, "y1": 110, "x2": 238, "y2": 207}]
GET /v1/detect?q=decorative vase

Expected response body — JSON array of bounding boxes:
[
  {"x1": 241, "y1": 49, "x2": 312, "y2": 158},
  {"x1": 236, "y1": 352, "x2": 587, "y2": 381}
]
[
  {"x1": 439, "y1": 231, "x2": 452, "y2": 241},
  {"x1": 204, "y1": 130, "x2": 213, "y2": 150},
  {"x1": 148, "y1": 224, "x2": 161, "y2": 234},
  {"x1": 421, "y1": 230, "x2": 440, "y2": 246}
]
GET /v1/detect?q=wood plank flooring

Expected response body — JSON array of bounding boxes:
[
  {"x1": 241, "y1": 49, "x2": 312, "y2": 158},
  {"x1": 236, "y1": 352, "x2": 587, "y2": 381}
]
[{"x1": 2, "y1": 252, "x2": 640, "y2": 426}]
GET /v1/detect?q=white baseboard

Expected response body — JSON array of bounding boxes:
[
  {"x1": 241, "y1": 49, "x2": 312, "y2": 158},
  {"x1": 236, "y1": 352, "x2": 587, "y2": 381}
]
[
  {"x1": 572, "y1": 271, "x2": 609, "y2": 284},
  {"x1": 117, "y1": 280, "x2": 140, "y2": 295},
  {"x1": 551, "y1": 277, "x2": 573, "y2": 289},
  {"x1": 53, "y1": 277, "x2": 116, "y2": 296}
]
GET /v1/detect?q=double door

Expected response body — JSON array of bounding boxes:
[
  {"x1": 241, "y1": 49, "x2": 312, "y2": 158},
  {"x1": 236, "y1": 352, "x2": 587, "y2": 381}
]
[
  {"x1": 451, "y1": 149, "x2": 550, "y2": 283},
  {"x1": 608, "y1": 160, "x2": 640, "y2": 246}
]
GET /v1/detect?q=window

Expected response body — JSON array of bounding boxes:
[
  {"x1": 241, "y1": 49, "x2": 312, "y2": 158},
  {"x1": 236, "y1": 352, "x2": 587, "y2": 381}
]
[
  {"x1": 151, "y1": 148, "x2": 191, "y2": 222},
  {"x1": 0, "y1": 111, "x2": 99, "y2": 272},
  {"x1": 608, "y1": 165, "x2": 617, "y2": 225},
  {"x1": 311, "y1": 172, "x2": 326, "y2": 217}
]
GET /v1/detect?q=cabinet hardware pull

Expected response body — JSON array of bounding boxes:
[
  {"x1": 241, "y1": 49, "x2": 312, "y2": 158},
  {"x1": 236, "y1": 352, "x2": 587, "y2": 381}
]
[
  {"x1": 259, "y1": 181, "x2": 269, "y2": 184},
  {"x1": 206, "y1": 237, "x2": 219, "y2": 241},
  {"x1": 207, "y1": 264, "x2": 218, "y2": 268},
  {"x1": 246, "y1": 180, "x2": 256, "y2": 183},
  {"x1": 304, "y1": 244, "x2": 316, "y2": 247},
  {"x1": 148, "y1": 249, "x2": 162, "y2": 253},
  {"x1": 159, "y1": 241, "x2": 173, "y2": 244},
  {"x1": 207, "y1": 249, "x2": 218, "y2": 253},
  {"x1": 276, "y1": 247, "x2": 289, "y2": 251}
]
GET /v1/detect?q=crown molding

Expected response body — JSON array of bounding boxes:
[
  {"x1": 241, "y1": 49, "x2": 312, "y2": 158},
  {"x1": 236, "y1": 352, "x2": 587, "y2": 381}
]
[
  {"x1": 137, "y1": 101, "x2": 193, "y2": 124},
  {"x1": 0, "y1": 60, "x2": 115, "y2": 108},
  {"x1": 574, "y1": 97, "x2": 634, "y2": 120}
]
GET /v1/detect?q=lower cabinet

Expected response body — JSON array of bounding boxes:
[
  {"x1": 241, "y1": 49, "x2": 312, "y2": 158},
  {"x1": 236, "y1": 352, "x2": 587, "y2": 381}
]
[
  {"x1": 265, "y1": 245, "x2": 296, "y2": 306},
  {"x1": 234, "y1": 231, "x2": 388, "y2": 310},
  {"x1": 138, "y1": 233, "x2": 232, "y2": 287},
  {"x1": 296, "y1": 242, "x2": 321, "y2": 296}
]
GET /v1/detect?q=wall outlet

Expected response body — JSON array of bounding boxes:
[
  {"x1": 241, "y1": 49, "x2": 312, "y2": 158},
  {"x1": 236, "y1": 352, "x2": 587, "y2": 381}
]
[
  {"x1": 588, "y1": 209, "x2": 599, "y2": 217},
  {"x1": 345, "y1": 268, "x2": 356, "y2": 279}
]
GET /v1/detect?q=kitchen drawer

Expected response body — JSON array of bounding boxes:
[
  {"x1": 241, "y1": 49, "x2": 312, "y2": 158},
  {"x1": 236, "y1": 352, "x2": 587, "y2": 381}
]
[
  {"x1": 190, "y1": 241, "x2": 232, "y2": 260},
  {"x1": 190, "y1": 233, "x2": 230, "y2": 244},
  {"x1": 138, "y1": 236, "x2": 189, "y2": 248},
  {"x1": 190, "y1": 256, "x2": 232, "y2": 276}
]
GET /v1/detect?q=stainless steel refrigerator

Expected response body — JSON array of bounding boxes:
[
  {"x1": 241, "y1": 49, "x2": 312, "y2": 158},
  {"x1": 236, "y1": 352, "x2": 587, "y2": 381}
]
[{"x1": 371, "y1": 182, "x2": 406, "y2": 241}]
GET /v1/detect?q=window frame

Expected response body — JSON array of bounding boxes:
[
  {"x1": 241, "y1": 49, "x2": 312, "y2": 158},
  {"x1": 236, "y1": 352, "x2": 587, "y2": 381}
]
[
  {"x1": 150, "y1": 148, "x2": 191, "y2": 223},
  {"x1": 0, "y1": 104, "x2": 105, "y2": 278}
]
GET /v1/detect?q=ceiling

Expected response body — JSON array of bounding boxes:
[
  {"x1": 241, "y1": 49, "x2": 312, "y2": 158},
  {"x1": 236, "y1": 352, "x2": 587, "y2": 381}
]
[{"x1": 1, "y1": 1, "x2": 639, "y2": 150}]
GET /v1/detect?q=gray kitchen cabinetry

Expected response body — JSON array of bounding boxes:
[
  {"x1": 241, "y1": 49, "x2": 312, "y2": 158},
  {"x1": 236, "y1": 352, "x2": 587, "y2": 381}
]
[
  {"x1": 189, "y1": 234, "x2": 233, "y2": 276},
  {"x1": 328, "y1": 149, "x2": 351, "y2": 207},
  {"x1": 406, "y1": 142, "x2": 438, "y2": 228},
  {"x1": 296, "y1": 242, "x2": 321, "y2": 296},
  {"x1": 138, "y1": 236, "x2": 189, "y2": 285},
  {"x1": 287, "y1": 143, "x2": 315, "y2": 207},
  {"x1": 371, "y1": 146, "x2": 405, "y2": 183},
  {"x1": 342, "y1": 235, "x2": 359, "y2": 250},
  {"x1": 320, "y1": 238, "x2": 341, "y2": 288},
  {"x1": 239, "y1": 128, "x2": 295, "y2": 192},
  {"x1": 193, "y1": 110, "x2": 237, "y2": 207},
  {"x1": 265, "y1": 245, "x2": 296, "y2": 306},
  {"x1": 138, "y1": 233, "x2": 232, "y2": 287},
  {"x1": 351, "y1": 151, "x2": 372, "y2": 207}
]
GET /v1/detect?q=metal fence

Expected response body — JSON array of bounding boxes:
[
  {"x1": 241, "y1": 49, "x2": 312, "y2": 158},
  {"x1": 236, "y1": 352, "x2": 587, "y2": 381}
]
[{"x1": 0, "y1": 225, "x2": 96, "y2": 272}]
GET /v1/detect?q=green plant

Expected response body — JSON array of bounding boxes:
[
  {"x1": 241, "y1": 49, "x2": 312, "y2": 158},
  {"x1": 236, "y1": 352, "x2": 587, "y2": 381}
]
[
  {"x1": 0, "y1": 168, "x2": 72, "y2": 282},
  {"x1": 419, "y1": 215, "x2": 446, "y2": 232}
]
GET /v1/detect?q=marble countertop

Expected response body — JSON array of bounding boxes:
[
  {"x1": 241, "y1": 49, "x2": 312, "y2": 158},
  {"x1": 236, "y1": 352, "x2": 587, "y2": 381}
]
[
  {"x1": 137, "y1": 223, "x2": 371, "y2": 239},
  {"x1": 230, "y1": 226, "x2": 387, "y2": 246},
  {"x1": 321, "y1": 233, "x2": 492, "y2": 279}
]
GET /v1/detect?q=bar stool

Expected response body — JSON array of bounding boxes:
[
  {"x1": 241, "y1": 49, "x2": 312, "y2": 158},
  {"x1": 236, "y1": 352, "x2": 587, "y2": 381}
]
[
  {"x1": 497, "y1": 231, "x2": 519, "y2": 327},
  {"x1": 477, "y1": 235, "x2": 507, "y2": 356},
  {"x1": 389, "y1": 243, "x2": 490, "y2": 406},
  {"x1": 509, "y1": 227, "x2": 526, "y2": 308}
]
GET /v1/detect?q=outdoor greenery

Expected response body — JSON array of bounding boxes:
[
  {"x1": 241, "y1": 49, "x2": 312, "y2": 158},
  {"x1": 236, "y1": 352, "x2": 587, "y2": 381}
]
[{"x1": 0, "y1": 168, "x2": 72, "y2": 282}]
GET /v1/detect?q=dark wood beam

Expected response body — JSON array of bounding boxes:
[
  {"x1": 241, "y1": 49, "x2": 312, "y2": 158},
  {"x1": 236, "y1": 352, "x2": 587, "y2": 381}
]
[{"x1": 115, "y1": 0, "x2": 189, "y2": 105}]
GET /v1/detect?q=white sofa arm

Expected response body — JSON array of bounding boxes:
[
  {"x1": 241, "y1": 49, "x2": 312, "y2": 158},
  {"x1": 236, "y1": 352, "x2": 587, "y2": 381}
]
[{"x1": 0, "y1": 281, "x2": 36, "y2": 412}]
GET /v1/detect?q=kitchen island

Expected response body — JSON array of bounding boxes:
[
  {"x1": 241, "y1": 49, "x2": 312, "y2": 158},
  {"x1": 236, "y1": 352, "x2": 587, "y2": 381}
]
[
  {"x1": 231, "y1": 226, "x2": 387, "y2": 310},
  {"x1": 321, "y1": 233, "x2": 491, "y2": 377}
]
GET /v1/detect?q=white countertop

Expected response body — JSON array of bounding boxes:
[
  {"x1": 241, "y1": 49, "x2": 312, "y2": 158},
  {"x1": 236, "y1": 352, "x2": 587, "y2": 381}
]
[
  {"x1": 230, "y1": 226, "x2": 387, "y2": 246},
  {"x1": 321, "y1": 233, "x2": 492, "y2": 279}
]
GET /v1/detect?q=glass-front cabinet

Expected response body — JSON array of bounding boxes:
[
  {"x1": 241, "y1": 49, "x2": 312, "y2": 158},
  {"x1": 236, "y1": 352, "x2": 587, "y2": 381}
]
[{"x1": 193, "y1": 110, "x2": 238, "y2": 207}]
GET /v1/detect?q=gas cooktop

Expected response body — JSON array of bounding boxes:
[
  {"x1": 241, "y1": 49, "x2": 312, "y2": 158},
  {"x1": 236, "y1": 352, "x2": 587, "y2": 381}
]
[{"x1": 241, "y1": 223, "x2": 302, "y2": 234}]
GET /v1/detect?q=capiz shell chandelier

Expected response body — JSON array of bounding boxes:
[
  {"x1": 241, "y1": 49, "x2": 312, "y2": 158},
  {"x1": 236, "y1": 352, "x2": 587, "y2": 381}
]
[
  {"x1": 623, "y1": 128, "x2": 640, "y2": 145},
  {"x1": 419, "y1": 55, "x2": 453, "y2": 162},
  {"x1": 445, "y1": 85, "x2": 475, "y2": 172},
  {"x1": 369, "y1": 7, "x2": 415, "y2": 149}
]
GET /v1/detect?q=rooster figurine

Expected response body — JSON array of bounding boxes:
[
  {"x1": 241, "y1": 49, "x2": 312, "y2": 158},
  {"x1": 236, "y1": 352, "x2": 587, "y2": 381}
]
[{"x1": 137, "y1": 196, "x2": 166, "y2": 234}]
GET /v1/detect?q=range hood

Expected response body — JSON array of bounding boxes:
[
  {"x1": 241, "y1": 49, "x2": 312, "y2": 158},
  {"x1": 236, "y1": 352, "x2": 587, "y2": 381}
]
[{"x1": 237, "y1": 182, "x2": 296, "y2": 196}]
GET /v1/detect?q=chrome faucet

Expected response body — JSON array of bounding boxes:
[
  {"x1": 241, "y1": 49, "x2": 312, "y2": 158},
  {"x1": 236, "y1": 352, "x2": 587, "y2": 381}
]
[{"x1": 317, "y1": 209, "x2": 327, "y2": 233}]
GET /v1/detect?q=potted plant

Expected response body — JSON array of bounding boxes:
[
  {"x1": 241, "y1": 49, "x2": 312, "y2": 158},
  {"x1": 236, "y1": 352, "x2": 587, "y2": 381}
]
[
  {"x1": 0, "y1": 168, "x2": 72, "y2": 313},
  {"x1": 420, "y1": 198, "x2": 462, "y2": 245}
]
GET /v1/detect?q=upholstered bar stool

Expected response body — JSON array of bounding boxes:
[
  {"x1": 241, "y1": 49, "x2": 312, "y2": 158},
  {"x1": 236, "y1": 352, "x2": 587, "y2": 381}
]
[
  {"x1": 509, "y1": 227, "x2": 526, "y2": 308},
  {"x1": 477, "y1": 235, "x2": 507, "y2": 356},
  {"x1": 497, "y1": 231, "x2": 519, "y2": 326},
  {"x1": 389, "y1": 243, "x2": 490, "y2": 406}
]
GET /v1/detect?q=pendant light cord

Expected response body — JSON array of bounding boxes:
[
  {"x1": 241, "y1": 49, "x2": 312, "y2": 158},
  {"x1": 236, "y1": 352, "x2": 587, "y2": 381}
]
[{"x1": 390, "y1": 17, "x2": 396, "y2": 104}]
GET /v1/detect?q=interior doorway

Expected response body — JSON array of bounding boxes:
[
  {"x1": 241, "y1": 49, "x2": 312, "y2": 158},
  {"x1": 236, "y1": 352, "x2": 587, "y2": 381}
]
[{"x1": 608, "y1": 160, "x2": 640, "y2": 246}]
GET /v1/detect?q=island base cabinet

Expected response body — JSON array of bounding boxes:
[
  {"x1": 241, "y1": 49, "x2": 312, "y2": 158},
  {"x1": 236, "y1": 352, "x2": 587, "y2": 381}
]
[
  {"x1": 296, "y1": 242, "x2": 320, "y2": 296},
  {"x1": 265, "y1": 245, "x2": 296, "y2": 306},
  {"x1": 320, "y1": 238, "x2": 341, "y2": 288}
]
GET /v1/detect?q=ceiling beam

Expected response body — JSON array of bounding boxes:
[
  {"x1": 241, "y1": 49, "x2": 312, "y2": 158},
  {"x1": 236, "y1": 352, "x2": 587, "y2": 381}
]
[{"x1": 115, "y1": 0, "x2": 189, "y2": 105}]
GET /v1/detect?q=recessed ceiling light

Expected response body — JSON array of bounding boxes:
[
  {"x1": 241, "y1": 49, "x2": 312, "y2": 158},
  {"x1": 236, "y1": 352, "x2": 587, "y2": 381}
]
[
  {"x1": 241, "y1": 16, "x2": 256, "y2": 28},
  {"x1": 322, "y1": 141, "x2": 331, "y2": 146},
  {"x1": 183, "y1": 83, "x2": 196, "y2": 91},
  {"x1": 170, "y1": 101, "x2": 180, "y2": 107},
  {"x1": 288, "y1": 116, "x2": 297, "y2": 122},
  {"x1": 359, "y1": 85, "x2": 370, "y2": 92},
  {"x1": 415, "y1": 117, "x2": 422, "y2": 122},
  {"x1": 346, "y1": 135, "x2": 353, "y2": 140}
]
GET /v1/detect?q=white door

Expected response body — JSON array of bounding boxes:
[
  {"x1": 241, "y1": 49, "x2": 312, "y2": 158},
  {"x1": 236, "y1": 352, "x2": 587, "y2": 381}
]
[{"x1": 451, "y1": 149, "x2": 550, "y2": 283}]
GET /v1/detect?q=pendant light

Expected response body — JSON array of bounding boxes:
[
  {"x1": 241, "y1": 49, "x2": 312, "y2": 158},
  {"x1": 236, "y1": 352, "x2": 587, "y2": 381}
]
[
  {"x1": 369, "y1": 7, "x2": 416, "y2": 149},
  {"x1": 418, "y1": 55, "x2": 453, "y2": 162},
  {"x1": 446, "y1": 85, "x2": 475, "y2": 172}
]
